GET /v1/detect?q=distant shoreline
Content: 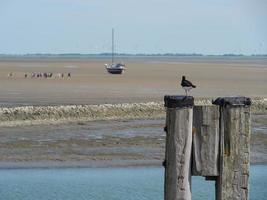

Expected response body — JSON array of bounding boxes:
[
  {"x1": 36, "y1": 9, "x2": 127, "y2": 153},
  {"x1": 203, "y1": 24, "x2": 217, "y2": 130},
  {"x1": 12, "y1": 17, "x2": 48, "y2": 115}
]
[{"x1": 1, "y1": 53, "x2": 267, "y2": 59}]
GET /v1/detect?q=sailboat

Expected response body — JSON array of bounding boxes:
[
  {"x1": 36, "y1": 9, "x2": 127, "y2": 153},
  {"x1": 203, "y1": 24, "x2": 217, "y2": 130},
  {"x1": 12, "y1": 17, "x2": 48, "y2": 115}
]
[{"x1": 105, "y1": 29, "x2": 126, "y2": 74}]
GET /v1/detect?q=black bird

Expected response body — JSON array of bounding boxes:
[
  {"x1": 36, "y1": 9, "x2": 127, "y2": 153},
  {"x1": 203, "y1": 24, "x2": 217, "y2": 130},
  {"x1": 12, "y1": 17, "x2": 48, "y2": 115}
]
[{"x1": 181, "y1": 76, "x2": 196, "y2": 96}]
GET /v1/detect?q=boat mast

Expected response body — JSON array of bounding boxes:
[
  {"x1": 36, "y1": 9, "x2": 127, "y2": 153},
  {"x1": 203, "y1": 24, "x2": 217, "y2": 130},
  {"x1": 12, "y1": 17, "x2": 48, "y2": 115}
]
[{"x1": 112, "y1": 28, "x2": 114, "y2": 64}]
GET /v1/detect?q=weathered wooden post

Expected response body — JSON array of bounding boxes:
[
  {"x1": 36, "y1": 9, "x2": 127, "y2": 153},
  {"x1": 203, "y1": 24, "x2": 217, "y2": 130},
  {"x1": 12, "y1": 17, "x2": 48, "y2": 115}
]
[
  {"x1": 164, "y1": 95, "x2": 194, "y2": 200},
  {"x1": 192, "y1": 105, "x2": 220, "y2": 177},
  {"x1": 164, "y1": 96, "x2": 251, "y2": 200},
  {"x1": 213, "y1": 97, "x2": 251, "y2": 200}
]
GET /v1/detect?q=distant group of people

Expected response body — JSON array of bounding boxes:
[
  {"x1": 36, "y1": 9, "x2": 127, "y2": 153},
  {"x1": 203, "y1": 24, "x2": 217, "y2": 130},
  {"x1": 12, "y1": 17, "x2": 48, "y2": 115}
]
[
  {"x1": 7, "y1": 72, "x2": 13, "y2": 78},
  {"x1": 30, "y1": 72, "x2": 54, "y2": 78},
  {"x1": 8, "y1": 72, "x2": 72, "y2": 79}
]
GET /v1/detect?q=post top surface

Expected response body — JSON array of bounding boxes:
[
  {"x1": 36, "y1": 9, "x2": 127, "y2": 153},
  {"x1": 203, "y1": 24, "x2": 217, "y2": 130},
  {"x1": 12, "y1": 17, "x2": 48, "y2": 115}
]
[
  {"x1": 164, "y1": 95, "x2": 194, "y2": 108},
  {"x1": 212, "y1": 96, "x2": 251, "y2": 106}
]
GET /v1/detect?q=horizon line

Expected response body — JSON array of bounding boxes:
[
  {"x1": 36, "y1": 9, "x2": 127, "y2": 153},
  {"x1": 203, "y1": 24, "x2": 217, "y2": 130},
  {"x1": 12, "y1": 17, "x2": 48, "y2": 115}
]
[{"x1": 1, "y1": 53, "x2": 267, "y2": 57}]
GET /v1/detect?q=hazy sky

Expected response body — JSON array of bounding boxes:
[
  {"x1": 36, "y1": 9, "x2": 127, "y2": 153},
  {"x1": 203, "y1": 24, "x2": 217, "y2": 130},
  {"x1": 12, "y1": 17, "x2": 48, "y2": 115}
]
[{"x1": 0, "y1": 0, "x2": 266, "y2": 54}]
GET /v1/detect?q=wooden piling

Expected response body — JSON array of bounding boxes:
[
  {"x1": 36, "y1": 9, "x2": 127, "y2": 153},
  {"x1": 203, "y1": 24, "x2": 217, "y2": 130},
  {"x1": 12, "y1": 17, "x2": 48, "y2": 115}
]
[
  {"x1": 213, "y1": 97, "x2": 251, "y2": 200},
  {"x1": 192, "y1": 105, "x2": 220, "y2": 177},
  {"x1": 164, "y1": 95, "x2": 194, "y2": 200}
]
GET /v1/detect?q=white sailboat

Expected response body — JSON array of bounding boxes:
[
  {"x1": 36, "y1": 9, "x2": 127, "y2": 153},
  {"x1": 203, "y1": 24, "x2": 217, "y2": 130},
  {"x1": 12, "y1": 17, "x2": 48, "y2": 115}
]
[{"x1": 105, "y1": 29, "x2": 126, "y2": 74}]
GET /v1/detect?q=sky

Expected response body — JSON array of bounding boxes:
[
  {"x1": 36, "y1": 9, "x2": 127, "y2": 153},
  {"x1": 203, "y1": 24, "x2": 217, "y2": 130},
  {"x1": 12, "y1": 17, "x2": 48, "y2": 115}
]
[{"x1": 0, "y1": 0, "x2": 267, "y2": 55}]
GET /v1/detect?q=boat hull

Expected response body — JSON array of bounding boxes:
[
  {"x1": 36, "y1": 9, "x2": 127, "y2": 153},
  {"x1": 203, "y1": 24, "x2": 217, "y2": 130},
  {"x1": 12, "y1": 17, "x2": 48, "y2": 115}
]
[{"x1": 106, "y1": 68, "x2": 124, "y2": 74}]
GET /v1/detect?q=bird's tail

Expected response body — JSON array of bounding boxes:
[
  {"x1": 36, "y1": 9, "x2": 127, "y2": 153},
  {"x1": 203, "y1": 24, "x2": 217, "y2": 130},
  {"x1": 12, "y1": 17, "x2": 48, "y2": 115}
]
[{"x1": 192, "y1": 85, "x2": 196, "y2": 88}]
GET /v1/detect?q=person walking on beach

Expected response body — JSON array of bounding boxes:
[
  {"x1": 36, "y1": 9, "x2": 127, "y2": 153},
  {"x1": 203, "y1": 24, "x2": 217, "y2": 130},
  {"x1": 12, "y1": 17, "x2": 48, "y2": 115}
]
[{"x1": 7, "y1": 72, "x2": 13, "y2": 78}]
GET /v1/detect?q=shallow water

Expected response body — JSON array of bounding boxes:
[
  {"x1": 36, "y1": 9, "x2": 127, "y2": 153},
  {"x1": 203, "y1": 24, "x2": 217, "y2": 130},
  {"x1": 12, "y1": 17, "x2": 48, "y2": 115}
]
[{"x1": 0, "y1": 165, "x2": 266, "y2": 200}]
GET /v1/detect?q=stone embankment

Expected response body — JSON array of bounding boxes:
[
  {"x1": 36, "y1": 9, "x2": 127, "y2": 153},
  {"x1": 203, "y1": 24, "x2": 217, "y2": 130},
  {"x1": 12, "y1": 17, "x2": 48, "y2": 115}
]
[{"x1": 0, "y1": 98, "x2": 266, "y2": 127}]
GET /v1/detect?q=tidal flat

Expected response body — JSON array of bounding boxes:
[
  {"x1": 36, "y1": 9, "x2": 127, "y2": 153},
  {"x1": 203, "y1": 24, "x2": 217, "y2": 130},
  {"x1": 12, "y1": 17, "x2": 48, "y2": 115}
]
[
  {"x1": 0, "y1": 57, "x2": 266, "y2": 106},
  {"x1": 0, "y1": 56, "x2": 266, "y2": 168},
  {"x1": 0, "y1": 115, "x2": 266, "y2": 168}
]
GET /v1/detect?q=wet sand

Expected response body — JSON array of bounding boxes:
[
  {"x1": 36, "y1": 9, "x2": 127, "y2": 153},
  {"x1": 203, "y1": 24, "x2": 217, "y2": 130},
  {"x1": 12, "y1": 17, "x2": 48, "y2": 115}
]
[
  {"x1": 0, "y1": 116, "x2": 266, "y2": 168},
  {"x1": 0, "y1": 57, "x2": 266, "y2": 106},
  {"x1": 0, "y1": 119, "x2": 165, "y2": 168},
  {"x1": 0, "y1": 56, "x2": 266, "y2": 168}
]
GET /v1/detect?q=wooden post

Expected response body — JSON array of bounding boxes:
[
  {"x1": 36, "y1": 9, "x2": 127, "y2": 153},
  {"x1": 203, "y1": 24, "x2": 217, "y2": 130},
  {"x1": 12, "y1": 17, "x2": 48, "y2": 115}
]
[
  {"x1": 213, "y1": 97, "x2": 251, "y2": 200},
  {"x1": 192, "y1": 105, "x2": 220, "y2": 177},
  {"x1": 164, "y1": 95, "x2": 194, "y2": 200}
]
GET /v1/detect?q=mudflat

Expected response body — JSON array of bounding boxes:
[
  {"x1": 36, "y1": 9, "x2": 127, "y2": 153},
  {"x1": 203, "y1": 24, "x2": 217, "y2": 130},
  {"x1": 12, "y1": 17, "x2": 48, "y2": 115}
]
[
  {"x1": 0, "y1": 117, "x2": 266, "y2": 168},
  {"x1": 0, "y1": 57, "x2": 266, "y2": 106},
  {"x1": 0, "y1": 56, "x2": 266, "y2": 168}
]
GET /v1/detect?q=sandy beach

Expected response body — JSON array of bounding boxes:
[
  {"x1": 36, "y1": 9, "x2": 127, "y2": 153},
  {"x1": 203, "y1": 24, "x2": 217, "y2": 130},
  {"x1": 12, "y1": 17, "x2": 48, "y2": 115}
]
[
  {"x1": 0, "y1": 56, "x2": 266, "y2": 168},
  {"x1": 0, "y1": 57, "x2": 266, "y2": 106}
]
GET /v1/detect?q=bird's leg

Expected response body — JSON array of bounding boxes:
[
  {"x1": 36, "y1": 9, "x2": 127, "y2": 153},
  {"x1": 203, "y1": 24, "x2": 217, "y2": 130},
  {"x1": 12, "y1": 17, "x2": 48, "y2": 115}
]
[{"x1": 185, "y1": 89, "x2": 188, "y2": 96}]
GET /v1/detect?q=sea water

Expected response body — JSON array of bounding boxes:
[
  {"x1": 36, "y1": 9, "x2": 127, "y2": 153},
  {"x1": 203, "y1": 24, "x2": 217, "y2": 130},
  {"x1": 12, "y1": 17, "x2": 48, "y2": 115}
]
[{"x1": 0, "y1": 165, "x2": 266, "y2": 200}]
